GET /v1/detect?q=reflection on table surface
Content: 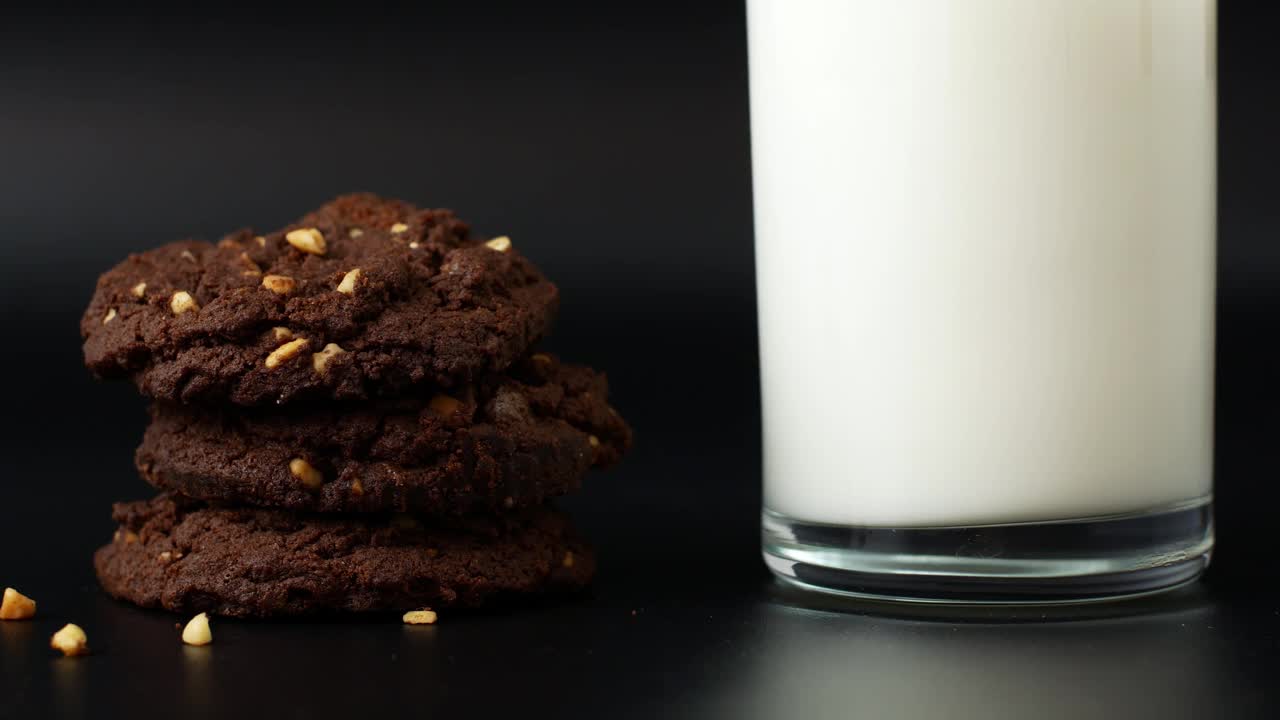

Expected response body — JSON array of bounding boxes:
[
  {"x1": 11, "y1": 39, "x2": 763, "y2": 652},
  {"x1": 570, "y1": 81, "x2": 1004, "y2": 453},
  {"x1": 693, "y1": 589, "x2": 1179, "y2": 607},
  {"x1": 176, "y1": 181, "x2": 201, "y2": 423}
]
[{"x1": 695, "y1": 584, "x2": 1264, "y2": 720}]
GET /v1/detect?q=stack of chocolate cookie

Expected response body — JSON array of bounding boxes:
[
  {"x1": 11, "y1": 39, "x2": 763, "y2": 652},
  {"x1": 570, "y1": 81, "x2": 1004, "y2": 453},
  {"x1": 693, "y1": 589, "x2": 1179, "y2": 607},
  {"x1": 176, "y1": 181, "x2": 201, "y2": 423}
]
[{"x1": 80, "y1": 194, "x2": 630, "y2": 618}]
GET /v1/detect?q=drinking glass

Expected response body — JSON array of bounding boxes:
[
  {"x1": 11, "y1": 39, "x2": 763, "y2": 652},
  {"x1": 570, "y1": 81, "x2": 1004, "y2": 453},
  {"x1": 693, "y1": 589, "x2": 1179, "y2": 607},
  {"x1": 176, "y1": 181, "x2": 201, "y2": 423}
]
[{"x1": 750, "y1": 0, "x2": 1217, "y2": 603}]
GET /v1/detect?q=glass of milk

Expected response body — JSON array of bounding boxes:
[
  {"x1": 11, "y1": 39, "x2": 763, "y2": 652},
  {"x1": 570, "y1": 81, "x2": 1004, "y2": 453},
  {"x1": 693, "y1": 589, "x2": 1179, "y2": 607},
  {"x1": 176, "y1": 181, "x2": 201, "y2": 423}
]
[{"x1": 751, "y1": 0, "x2": 1216, "y2": 603}]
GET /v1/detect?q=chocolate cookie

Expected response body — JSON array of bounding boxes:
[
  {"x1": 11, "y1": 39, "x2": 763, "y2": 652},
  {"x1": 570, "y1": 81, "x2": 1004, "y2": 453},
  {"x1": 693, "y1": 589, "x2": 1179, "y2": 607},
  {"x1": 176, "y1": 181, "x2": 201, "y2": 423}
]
[
  {"x1": 81, "y1": 194, "x2": 559, "y2": 405},
  {"x1": 94, "y1": 494, "x2": 594, "y2": 618},
  {"x1": 135, "y1": 354, "x2": 632, "y2": 514}
]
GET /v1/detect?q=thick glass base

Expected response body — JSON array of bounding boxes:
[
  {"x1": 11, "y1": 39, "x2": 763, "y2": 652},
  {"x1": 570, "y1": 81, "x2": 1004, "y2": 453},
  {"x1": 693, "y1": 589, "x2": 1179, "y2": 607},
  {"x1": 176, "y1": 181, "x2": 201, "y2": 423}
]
[{"x1": 762, "y1": 499, "x2": 1213, "y2": 605}]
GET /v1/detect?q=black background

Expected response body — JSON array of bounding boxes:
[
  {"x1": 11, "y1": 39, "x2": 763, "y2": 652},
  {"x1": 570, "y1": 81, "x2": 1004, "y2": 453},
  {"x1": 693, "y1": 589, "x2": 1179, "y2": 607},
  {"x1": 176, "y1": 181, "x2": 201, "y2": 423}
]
[{"x1": 1, "y1": 3, "x2": 1277, "y2": 718}]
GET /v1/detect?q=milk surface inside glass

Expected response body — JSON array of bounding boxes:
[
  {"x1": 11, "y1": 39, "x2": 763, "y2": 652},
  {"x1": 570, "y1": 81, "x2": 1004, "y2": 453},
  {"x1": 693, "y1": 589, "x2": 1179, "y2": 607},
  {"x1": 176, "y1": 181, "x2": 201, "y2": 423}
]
[{"x1": 750, "y1": 0, "x2": 1215, "y2": 528}]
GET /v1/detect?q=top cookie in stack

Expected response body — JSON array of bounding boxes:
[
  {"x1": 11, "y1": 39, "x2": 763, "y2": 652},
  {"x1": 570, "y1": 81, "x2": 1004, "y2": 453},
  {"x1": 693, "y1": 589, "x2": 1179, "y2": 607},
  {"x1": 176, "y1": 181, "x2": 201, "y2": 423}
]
[
  {"x1": 83, "y1": 193, "x2": 560, "y2": 406},
  {"x1": 82, "y1": 195, "x2": 630, "y2": 617}
]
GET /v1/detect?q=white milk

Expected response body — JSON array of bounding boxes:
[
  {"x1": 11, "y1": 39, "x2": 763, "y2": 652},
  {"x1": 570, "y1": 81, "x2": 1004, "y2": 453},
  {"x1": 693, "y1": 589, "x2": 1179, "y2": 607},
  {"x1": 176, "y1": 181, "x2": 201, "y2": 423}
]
[{"x1": 750, "y1": 0, "x2": 1216, "y2": 527}]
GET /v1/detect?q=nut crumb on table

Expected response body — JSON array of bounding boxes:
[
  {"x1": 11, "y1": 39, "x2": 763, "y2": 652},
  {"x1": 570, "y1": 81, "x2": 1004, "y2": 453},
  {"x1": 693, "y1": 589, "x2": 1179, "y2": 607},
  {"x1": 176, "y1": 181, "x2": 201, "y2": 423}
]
[
  {"x1": 0, "y1": 587, "x2": 36, "y2": 620},
  {"x1": 50, "y1": 624, "x2": 89, "y2": 656},
  {"x1": 403, "y1": 609, "x2": 438, "y2": 625},
  {"x1": 182, "y1": 612, "x2": 213, "y2": 646}
]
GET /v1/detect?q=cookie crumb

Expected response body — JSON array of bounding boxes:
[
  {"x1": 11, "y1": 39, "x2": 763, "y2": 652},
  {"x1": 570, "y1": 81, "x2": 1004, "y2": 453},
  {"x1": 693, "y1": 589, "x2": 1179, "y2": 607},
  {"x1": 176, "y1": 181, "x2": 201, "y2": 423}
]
[
  {"x1": 50, "y1": 624, "x2": 89, "y2": 656},
  {"x1": 0, "y1": 587, "x2": 36, "y2": 620}
]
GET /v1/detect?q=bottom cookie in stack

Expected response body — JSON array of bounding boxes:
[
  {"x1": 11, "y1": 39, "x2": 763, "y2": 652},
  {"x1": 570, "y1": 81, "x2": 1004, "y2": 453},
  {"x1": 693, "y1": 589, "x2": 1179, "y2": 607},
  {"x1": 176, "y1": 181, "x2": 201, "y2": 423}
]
[{"x1": 94, "y1": 493, "x2": 595, "y2": 618}]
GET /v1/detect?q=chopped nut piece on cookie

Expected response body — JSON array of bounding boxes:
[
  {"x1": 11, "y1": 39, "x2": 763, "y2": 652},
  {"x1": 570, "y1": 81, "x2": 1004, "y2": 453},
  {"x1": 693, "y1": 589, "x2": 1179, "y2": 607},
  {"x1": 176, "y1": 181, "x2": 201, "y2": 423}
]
[
  {"x1": 102, "y1": 308, "x2": 117, "y2": 324},
  {"x1": 588, "y1": 435, "x2": 600, "y2": 448},
  {"x1": 392, "y1": 514, "x2": 419, "y2": 530},
  {"x1": 50, "y1": 624, "x2": 89, "y2": 656},
  {"x1": 179, "y1": 250, "x2": 196, "y2": 262},
  {"x1": 265, "y1": 338, "x2": 309, "y2": 369},
  {"x1": 0, "y1": 587, "x2": 36, "y2": 620},
  {"x1": 285, "y1": 228, "x2": 326, "y2": 255},
  {"x1": 390, "y1": 222, "x2": 409, "y2": 234},
  {"x1": 170, "y1": 291, "x2": 198, "y2": 315},
  {"x1": 563, "y1": 551, "x2": 575, "y2": 568},
  {"x1": 289, "y1": 458, "x2": 323, "y2": 489},
  {"x1": 239, "y1": 252, "x2": 262, "y2": 276},
  {"x1": 402, "y1": 609, "x2": 437, "y2": 625},
  {"x1": 429, "y1": 394, "x2": 462, "y2": 416},
  {"x1": 348, "y1": 228, "x2": 364, "y2": 239},
  {"x1": 131, "y1": 282, "x2": 147, "y2": 298},
  {"x1": 484, "y1": 235, "x2": 512, "y2": 252},
  {"x1": 182, "y1": 613, "x2": 212, "y2": 646},
  {"x1": 336, "y1": 268, "x2": 361, "y2": 294},
  {"x1": 254, "y1": 235, "x2": 266, "y2": 247},
  {"x1": 261, "y1": 274, "x2": 296, "y2": 295},
  {"x1": 312, "y1": 343, "x2": 346, "y2": 374},
  {"x1": 271, "y1": 327, "x2": 295, "y2": 342}
]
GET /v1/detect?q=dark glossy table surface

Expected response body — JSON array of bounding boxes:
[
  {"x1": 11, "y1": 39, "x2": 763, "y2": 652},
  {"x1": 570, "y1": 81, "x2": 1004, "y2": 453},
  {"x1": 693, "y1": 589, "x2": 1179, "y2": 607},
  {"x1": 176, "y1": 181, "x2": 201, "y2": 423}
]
[
  {"x1": 3, "y1": 4, "x2": 1278, "y2": 718},
  {"x1": 2, "y1": 449, "x2": 1277, "y2": 720}
]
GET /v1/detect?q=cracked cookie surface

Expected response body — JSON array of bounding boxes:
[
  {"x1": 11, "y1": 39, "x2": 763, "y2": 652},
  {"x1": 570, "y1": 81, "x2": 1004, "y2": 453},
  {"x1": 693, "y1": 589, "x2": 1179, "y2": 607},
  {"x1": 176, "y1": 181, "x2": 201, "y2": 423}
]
[{"x1": 81, "y1": 193, "x2": 559, "y2": 405}]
